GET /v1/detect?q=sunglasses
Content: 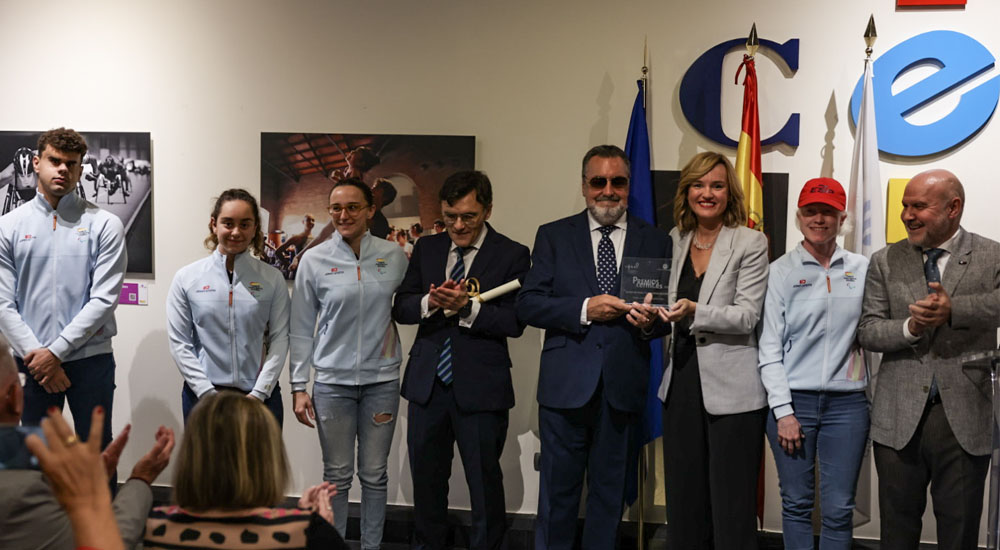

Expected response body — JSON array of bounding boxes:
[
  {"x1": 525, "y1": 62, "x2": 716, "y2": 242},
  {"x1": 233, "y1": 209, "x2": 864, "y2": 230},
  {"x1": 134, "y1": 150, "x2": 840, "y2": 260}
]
[{"x1": 587, "y1": 176, "x2": 629, "y2": 189}]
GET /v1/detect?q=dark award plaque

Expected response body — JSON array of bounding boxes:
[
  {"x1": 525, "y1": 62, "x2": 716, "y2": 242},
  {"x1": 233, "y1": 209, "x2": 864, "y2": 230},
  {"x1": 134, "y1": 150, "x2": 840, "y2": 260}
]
[{"x1": 620, "y1": 257, "x2": 670, "y2": 307}]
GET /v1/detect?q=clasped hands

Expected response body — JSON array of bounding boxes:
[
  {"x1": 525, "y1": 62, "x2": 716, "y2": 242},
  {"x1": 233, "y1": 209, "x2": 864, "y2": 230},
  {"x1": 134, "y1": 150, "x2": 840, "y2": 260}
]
[
  {"x1": 907, "y1": 282, "x2": 951, "y2": 336},
  {"x1": 428, "y1": 278, "x2": 470, "y2": 311},
  {"x1": 24, "y1": 348, "x2": 70, "y2": 393}
]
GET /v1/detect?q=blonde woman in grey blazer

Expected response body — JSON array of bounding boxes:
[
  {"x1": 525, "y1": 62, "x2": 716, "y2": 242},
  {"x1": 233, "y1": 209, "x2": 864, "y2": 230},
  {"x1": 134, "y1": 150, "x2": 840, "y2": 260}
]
[{"x1": 655, "y1": 152, "x2": 769, "y2": 550}]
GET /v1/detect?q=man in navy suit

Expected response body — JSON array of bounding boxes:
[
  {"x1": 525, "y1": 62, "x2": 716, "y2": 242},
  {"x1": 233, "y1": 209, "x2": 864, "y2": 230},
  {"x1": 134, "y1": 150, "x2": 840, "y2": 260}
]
[
  {"x1": 517, "y1": 145, "x2": 670, "y2": 550},
  {"x1": 393, "y1": 171, "x2": 530, "y2": 550}
]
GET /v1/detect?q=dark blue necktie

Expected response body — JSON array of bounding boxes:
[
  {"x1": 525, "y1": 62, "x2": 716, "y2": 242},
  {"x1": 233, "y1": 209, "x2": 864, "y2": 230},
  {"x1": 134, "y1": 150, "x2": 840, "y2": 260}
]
[
  {"x1": 597, "y1": 226, "x2": 617, "y2": 294},
  {"x1": 450, "y1": 246, "x2": 467, "y2": 283},
  {"x1": 437, "y1": 247, "x2": 467, "y2": 385},
  {"x1": 923, "y1": 248, "x2": 945, "y2": 292},
  {"x1": 923, "y1": 247, "x2": 945, "y2": 401}
]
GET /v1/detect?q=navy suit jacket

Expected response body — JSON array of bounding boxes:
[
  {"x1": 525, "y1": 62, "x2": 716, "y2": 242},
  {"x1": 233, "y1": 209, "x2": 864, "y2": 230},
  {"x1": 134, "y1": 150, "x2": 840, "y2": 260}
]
[
  {"x1": 516, "y1": 210, "x2": 671, "y2": 413},
  {"x1": 393, "y1": 224, "x2": 530, "y2": 412}
]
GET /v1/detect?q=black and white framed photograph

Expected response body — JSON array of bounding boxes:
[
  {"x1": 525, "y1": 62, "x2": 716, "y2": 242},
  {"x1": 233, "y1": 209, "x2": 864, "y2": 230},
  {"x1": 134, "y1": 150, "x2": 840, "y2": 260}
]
[{"x1": 0, "y1": 131, "x2": 153, "y2": 275}]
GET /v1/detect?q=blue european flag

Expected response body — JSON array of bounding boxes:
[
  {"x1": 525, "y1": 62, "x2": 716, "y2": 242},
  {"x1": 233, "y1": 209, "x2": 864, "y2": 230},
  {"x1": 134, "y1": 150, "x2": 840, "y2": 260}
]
[{"x1": 624, "y1": 78, "x2": 663, "y2": 506}]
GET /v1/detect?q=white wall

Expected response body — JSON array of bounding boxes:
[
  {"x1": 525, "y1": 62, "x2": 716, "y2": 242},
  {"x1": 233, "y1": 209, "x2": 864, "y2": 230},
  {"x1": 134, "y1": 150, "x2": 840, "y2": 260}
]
[{"x1": 3, "y1": 0, "x2": 998, "y2": 544}]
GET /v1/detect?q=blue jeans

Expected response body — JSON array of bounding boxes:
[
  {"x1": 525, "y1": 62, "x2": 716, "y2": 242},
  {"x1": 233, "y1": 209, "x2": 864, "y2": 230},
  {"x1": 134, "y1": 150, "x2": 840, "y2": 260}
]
[
  {"x1": 18, "y1": 353, "x2": 115, "y2": 450},
  {"x1": 766, "y1": 390, "x2": 870, "y2": 550},
  {"x1": 314, "y1": 379, "x2": 400, "y2": 550},
  {"x1": 181, "y1": 382, "x2": 284, "y2": 427}
]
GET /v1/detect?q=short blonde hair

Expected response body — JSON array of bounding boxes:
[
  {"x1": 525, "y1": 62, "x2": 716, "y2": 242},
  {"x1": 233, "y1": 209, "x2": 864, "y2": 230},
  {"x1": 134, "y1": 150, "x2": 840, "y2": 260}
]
[
  {"x1": 173, "y1": 392, "x2": 289, "y2": 511},
  {"x1": 673, "y1": 152, "x2": 747, "y2": 233}
]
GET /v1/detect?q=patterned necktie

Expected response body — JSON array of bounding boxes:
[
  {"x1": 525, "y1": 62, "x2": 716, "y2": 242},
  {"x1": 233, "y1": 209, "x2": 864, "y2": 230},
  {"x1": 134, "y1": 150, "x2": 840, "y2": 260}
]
[
  {"x1": 597, "y1": 226, "x2": 617, "y2": 294},
  {"x1": 450, "y1": 246, "x2": 467, "y2": 282},
  {"x1": 923, "y1": 247, "x2": 946, "y2": 401},
  {"x1": 437, "y1": 247, "x2": 467, "y2": 385},
  {"x1": 923, "y1": 248, "x2": 945, "y2": 292}
]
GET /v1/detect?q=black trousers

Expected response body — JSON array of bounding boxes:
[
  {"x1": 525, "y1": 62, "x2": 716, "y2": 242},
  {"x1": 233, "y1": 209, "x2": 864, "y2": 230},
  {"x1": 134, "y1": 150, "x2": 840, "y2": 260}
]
[
  {"x1": 408, "y1": 379, "x2": 509, "y2": 550},
  {"x1": 535, "y1": 382, "x2": 636, "y2": 550},
  {"x1": 874, "y1": 400, "x2": 990, "y2": 550},
  {"x1": 661, "y1": 347, "x2": 765, "y2": 550}
]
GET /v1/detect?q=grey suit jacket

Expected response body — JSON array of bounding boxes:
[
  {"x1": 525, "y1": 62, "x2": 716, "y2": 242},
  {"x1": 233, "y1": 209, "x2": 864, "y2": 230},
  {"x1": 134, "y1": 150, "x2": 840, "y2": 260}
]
[
  {"x1": 858, "y1": 229, "x2": 1000, "y2": 455},
  {"x1": 0, "y1": 471, "x2": 153, "y2": 550},
  {"x1": 657, "y1": 225, "x2": 770, "y2": 414}
]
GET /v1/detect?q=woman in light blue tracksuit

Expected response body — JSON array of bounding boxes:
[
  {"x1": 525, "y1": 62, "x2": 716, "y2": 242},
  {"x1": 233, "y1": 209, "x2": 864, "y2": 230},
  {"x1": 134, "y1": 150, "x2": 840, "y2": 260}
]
[
  {"x1": 758, "y1": 178, "x2": 870, "y2": 550},
  {"x1": 289, "y1": 178, "x2": 407, "y2": 550},
  {"x1": 166, "y1": 189, "x2": 290, "y2": 424}
]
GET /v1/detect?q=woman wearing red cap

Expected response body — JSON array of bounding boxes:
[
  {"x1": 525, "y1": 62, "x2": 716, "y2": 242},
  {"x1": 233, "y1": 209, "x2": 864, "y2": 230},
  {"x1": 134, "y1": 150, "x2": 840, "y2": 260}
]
[
  {"x1": 758, "y1": 177, "x2": 870, "y2": 549},
  {"x1": 655, "y1": 151, "x2": 770, "y2": 549}
]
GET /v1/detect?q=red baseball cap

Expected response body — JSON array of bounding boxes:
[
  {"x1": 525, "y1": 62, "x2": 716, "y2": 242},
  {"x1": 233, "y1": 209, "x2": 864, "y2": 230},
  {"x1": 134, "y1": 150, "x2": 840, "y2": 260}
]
[{"x1": 798, "y1": 177, "x2": 846, "y2": 211}]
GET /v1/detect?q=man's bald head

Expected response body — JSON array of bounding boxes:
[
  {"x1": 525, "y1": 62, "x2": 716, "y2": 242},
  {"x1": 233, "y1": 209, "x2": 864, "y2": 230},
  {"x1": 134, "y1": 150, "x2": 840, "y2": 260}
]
[
  {"x1": 913, "y1": 169, "x2": 964, "y2": 203},
  {"x1": 901, "y1": 169, "x2": 964, "y2": 249}
]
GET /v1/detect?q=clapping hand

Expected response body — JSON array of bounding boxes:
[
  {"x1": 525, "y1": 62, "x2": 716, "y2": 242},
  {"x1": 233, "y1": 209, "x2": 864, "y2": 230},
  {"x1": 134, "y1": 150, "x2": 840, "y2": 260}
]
[
  {"x1": 428, "y1": 279, "x2": 469, "y2": 311},
  {"x1": 299, "y1": 481, "x2": 338, "y2": 525},
  {"x1": 25, "y1": 406, "x2": 124, "y2": 550},
  {"x1": 908, "y1": 282, "x2": 952, "y2": 334}
]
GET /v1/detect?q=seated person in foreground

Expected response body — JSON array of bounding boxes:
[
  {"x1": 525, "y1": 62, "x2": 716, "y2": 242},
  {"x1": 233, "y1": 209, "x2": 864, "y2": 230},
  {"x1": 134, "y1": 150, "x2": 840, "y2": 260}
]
[
  {"x1": 143, "y1": 391, "x2": 347, "y2": 550},
  {"x1": 1, "y1": 333, "x2": 174, "y2": 550}
]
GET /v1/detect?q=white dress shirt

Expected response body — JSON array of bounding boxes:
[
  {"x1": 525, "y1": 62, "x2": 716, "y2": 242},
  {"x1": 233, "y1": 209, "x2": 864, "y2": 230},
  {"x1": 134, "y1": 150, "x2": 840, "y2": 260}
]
[{"x1": 580, "y1": 210, "x2": 628, "y2": 325}]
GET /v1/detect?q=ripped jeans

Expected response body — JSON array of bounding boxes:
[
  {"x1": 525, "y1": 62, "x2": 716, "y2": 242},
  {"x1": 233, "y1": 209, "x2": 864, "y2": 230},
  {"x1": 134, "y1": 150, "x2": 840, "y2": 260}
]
[{"x1": 314, "y1": 379, "x2": 400, "y2": 550}]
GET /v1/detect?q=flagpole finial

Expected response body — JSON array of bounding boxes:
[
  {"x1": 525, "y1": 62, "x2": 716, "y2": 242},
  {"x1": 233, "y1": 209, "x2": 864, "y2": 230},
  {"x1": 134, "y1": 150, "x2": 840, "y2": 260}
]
[
  {"x1": 746, "y1": 23, "x2": 759, "y2": 58},
  {"x1": 641, "y1": 35, "x2": 649, "y2": 109},
  {"x1": 864, "y1": 15, "x2": 877, "y2": 58}
]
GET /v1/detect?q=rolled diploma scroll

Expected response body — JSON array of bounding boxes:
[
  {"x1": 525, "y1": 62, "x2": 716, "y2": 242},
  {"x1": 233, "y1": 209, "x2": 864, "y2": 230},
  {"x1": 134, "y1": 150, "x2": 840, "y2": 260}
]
[{"x1": 444, "y1": 279, "x2": 522, "y2": 317}]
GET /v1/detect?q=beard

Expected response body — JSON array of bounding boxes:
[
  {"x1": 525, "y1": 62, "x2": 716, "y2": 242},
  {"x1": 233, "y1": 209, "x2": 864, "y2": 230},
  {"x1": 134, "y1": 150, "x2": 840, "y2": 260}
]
[{"x1": 588, "y1": 198, "x2": 626, "y2": 226}]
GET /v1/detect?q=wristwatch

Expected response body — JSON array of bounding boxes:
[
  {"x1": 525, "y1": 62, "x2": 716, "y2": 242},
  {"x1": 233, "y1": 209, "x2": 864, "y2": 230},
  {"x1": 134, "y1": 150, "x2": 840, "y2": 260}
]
[{"x1": 458, "y1": 300, "x2": 473, "y2": 317}]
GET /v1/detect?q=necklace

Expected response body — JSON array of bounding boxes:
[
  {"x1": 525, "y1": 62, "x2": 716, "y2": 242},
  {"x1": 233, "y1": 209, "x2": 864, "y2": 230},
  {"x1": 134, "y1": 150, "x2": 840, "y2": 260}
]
[
  {"x1": 692, "y1": 237, "x2": 714, "y2": 250},
  {"x1": 692, "y1": 228, "x2": 721, "y2": 250}
]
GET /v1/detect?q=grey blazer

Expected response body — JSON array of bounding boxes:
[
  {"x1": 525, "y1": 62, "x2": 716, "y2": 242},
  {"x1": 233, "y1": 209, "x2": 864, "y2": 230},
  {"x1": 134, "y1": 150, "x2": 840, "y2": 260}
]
[
  {"x1": 857, "y1": 229, "x2": 1000, "y2": 456},
  {"x1": 0, "y1": 471, "x2": 153, "y2": 550},
  {"x1": 657, "y1": 225, "x2": 770, "y2": 415}
]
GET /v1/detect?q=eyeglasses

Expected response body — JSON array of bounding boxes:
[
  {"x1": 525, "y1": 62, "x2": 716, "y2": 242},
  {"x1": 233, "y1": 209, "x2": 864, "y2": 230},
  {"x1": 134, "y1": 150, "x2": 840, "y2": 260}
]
[
  {"x1": 442, "y1": 212, "x2": 482, "y2": 225},
  {"x1": 328, "y1": 203, "x2": 368, "y2": 215},
  {"x1": 587, "y1": 176, "x2": 629, "y2": 189}
]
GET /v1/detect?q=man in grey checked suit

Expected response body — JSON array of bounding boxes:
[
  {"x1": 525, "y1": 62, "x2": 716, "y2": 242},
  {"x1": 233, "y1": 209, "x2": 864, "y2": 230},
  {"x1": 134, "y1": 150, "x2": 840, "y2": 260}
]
[{"x1": 858, "y1": 169, "x2": 1000, "y2": 549}]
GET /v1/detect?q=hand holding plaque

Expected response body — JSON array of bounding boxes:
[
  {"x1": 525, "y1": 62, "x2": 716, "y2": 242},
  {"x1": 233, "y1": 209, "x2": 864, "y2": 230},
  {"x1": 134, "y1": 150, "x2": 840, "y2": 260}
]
[{"x1": 620, "y1": 257, "x2": 670, "y2": 307}]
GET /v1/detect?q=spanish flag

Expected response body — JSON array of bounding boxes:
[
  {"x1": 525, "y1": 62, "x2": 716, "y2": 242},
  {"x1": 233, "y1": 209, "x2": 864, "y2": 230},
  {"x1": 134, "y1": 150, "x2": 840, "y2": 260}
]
[
  {"x1": 735, "y1": 54, "x2": 764, "y2": 230},
  {"x1": 736, "y1": 50, "x2": 767, "y2": 529}
]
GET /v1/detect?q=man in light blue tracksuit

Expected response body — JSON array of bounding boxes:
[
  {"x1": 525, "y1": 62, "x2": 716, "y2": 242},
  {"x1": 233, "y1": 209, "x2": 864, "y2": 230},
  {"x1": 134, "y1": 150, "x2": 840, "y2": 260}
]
[{"x1": 0, "y1": 128, "x2": 127, "y2": 449}]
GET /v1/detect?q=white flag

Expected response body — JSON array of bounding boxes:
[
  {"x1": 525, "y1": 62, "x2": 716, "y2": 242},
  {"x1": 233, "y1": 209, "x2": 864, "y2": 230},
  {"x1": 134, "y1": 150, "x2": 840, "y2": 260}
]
[
  {"x1": 847, "y1": 57, "x2": 885, "y2": 256},
  {"x1": 846, "y1": 56, "x2": 884, "y2": 530}
]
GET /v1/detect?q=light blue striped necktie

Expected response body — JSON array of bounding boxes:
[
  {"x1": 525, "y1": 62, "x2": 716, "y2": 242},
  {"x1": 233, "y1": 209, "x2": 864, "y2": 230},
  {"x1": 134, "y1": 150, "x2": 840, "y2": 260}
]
[{"x1": 437, "y1": 247, "x2": 467, "y2": 385}]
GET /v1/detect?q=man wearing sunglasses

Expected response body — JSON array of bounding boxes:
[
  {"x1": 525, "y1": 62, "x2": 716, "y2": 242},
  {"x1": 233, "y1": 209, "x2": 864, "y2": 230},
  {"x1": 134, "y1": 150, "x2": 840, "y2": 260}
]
[{"x1": 517, "y1": 144, "x2": 671, "y2": 550}]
